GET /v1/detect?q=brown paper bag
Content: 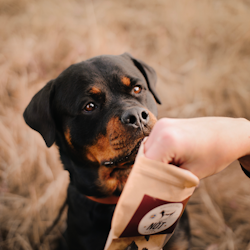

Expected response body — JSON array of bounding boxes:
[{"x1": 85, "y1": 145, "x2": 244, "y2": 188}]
[{"x1": 104, "y1": 140, "x2": 199, "y2": 250}]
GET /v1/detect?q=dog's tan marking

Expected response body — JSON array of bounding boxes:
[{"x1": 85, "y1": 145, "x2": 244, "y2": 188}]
[
  {"x1": 89, "y1": 87, "x2": 101, "y2": 94},
  {"x1": 86, "y1": 117, "x2": 127, "y2": 163},
  {"x1": 86, "y1": 113, "x2": 157, "y2": 196},
  {"x1": 64, "y1": 127, "x2": 73, "y2": 148},
  {"x1": 97, "y1": 166, "x2": 131, "y2": 196},
  {"x1": 86, "y1": 117, "x2": 136, "y2": 195},
  {"x1": 121, "y1": 76, "x2": 131, "y2": 87},
  {"x1": 86, "y1": 111, "x2": 157, "y2": 163}
]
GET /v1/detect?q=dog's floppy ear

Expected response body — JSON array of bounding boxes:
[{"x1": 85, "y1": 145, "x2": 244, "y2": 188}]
[
  {"x1": 23, "y1": 80, "x2": 56, "y2": 147},
  {"x1": 122, "y1": 53, "x2": 161, "y2": 104}
]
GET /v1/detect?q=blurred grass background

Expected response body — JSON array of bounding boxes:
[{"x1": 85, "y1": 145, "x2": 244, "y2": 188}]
[{"x1": 0, "y1": 0, "x2": 250, "y2": 249}]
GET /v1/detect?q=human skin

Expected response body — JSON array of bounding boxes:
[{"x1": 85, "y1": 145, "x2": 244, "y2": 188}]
[{"x1": 144, "y1": 117, "x2": 250, "y2": 179}]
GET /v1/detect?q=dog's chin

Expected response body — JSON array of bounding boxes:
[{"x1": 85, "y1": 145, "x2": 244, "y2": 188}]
[
  {"x1": 97, "y1": 163, "x2": 133, "y2": 197},
  {"x1": 96, "y1": 139, "x2": 143, "y2": 197},
  {"x1": 110, "y1": 166, "x2": 133, "y2": 196}
]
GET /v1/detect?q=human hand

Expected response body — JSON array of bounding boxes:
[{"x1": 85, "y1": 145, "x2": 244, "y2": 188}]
[{"x1": 144, "y1": 117, "x2": 250, "y2": 179}]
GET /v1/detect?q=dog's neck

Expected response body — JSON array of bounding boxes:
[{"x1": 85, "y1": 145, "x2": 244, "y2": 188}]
[{"x1": 85, "y1": 195, "x2": 119, "y2": 204}]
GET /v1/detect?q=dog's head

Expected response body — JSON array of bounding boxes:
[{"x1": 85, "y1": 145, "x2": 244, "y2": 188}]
[{"x1": 24, "y1": 53, "x2": 161, "y2": 198}]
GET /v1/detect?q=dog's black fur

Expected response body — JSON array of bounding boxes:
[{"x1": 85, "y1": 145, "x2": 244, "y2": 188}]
[{"x1": 24, "y1": 53, "x2": 190, "y2": 250}]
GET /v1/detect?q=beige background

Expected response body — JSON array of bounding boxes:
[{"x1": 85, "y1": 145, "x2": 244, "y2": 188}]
[{"x1": 0, "y1": 0, "x2": 250, "y2": 249}]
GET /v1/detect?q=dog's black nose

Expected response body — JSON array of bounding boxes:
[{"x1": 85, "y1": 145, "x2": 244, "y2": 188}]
[{"x1": 121, "y1": 107, "x2": 149, "y2": 129}]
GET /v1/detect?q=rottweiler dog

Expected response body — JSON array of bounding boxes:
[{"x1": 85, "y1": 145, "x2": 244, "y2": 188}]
[{"x1": 23, "y1": 53, "x2": 191, "y2": 250}]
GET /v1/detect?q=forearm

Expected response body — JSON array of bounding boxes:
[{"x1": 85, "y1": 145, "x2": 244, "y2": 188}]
[{"x1": 222, "y1": 118, "x2": 250, "y2": 165}]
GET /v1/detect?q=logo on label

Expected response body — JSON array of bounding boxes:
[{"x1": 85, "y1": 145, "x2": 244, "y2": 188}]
[{"x1": 138, "y1": 203, "x2": 183, "y2": 235}]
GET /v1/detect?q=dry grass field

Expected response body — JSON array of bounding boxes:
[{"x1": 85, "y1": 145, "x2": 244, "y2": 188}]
[{"x1": 1, "y1": 0, "x2": 250, "y2": 249}]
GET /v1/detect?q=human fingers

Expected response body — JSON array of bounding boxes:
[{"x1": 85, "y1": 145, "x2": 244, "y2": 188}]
[{"x1": 144, "y1": 118, "x2": 191, "y2": 165}]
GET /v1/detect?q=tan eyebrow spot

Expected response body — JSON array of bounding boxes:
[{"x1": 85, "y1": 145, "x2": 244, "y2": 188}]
[
  {"x1": 121, "y1": 76, "x2": 131, "y2": 86},
  {"x1": 64, "y1": 126, "x2": 73, "y2": 148},
  {"x1": 89, "y1": 87, "x2": 101, "y2": 94}
]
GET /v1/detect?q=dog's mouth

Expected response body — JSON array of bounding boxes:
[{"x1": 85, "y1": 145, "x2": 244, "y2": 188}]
[
  {"x1": 101, "y1": 138, "x2": 143, "y2": 173},
  {"x1": 97, "y1": 138, "x2": 144, "y2": 196}
]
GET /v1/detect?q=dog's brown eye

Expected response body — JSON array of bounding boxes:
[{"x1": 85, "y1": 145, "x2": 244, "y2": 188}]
[
  {"x1": 133, "y1": 86, "x2": 142, "y2": 94},
  {"x1": 84, "y1": 102, "x2": 96, "y2": 112}
]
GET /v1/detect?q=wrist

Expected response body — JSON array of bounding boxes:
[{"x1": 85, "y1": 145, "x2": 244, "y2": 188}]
[{"x1": 231, "y1": 118, "x2": 250, "y2": 161}]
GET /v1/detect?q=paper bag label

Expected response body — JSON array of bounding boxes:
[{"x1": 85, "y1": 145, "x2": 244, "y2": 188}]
[
  {"x1": 120, "y1": 195, "x2": 189, "y2": 238},
  {"x1": 138, "y1": 202, "x2": 183, "y2": 235}
]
